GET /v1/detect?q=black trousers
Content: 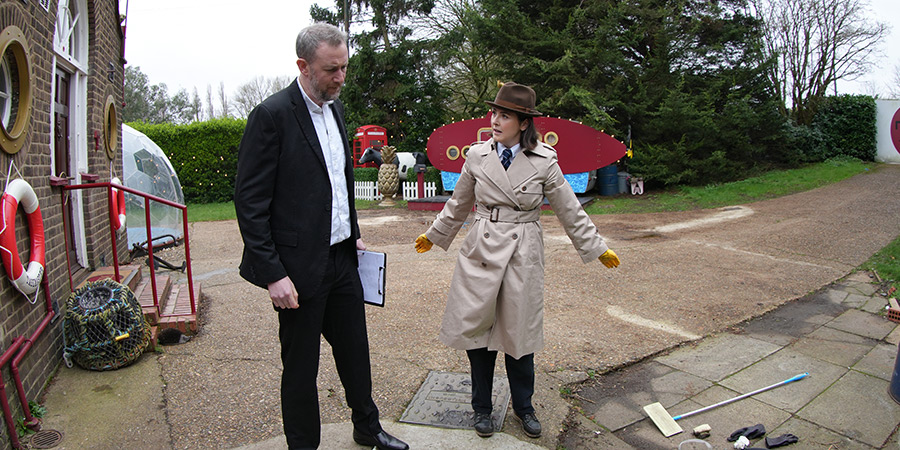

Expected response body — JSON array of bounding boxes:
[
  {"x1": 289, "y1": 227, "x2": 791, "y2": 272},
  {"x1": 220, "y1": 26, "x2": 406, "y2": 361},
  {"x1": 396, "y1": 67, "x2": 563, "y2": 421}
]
[
  {"x1": 466, "y1": 348, "x2": 535, "y2": 416},
  {"x1": 277, "y1": 240, "x2": 380, "y2": 449}
]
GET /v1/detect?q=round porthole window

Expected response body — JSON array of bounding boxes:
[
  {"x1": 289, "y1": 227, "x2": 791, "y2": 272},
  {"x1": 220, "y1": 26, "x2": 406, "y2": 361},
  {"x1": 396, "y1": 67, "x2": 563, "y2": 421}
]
[
  {"x1": 446, "y1": 145, "x2": 460, "y2": 161},
  {"x1": 0, "y1": 26, "x2": 33, "y2": 155},
  {"x1": 543, "y1": 131, "x2": 559, "y2": 147},
  {"x1": 104, "y1": 95, "x2": 117, "y2": 159}
]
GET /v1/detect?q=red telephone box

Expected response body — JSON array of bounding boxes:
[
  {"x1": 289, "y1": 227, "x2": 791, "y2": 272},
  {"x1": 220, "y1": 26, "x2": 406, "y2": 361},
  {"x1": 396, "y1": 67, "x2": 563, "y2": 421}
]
[{"x1": 353, "y1": 125, "x2": 388, "y2": 168}]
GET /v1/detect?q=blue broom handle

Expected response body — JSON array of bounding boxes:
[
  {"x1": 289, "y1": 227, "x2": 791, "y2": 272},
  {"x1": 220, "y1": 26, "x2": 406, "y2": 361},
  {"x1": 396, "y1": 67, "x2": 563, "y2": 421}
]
[{"x1": 673, "y1": 372, "x2": 808, "y2": 421}]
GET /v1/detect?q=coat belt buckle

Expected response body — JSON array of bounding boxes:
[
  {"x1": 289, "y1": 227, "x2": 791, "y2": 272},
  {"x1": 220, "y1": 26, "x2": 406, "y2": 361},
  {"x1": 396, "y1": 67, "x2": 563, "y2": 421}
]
[{"x1": 490, "y1": 207, "x2": 500, "y2": 222}]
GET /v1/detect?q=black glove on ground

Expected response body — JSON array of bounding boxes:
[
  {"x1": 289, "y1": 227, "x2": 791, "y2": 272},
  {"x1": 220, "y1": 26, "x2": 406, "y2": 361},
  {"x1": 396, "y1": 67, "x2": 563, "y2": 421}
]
[
  {"x1": 727, "y1": 423, "x2": 766, "y2": 442},
  {"x1": 765, "y1": 433, "x2": 798, "y2": 448}
]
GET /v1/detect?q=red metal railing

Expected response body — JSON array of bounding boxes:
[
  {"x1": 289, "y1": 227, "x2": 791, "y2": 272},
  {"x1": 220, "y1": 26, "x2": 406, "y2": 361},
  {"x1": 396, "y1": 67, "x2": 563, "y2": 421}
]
[{"x1": 61, "y1": 181, "x2": 196, "y2": 317}]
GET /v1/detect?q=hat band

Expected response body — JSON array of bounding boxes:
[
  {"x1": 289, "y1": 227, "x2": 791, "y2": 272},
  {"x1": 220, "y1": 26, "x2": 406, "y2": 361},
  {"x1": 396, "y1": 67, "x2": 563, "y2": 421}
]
[{"x1": 492, "y1": 99, "x2": 532, "y2": 114}]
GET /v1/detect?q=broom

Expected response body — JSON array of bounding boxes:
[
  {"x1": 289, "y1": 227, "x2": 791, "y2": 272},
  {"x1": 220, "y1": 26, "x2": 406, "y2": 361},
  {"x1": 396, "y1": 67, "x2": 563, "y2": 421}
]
[{"x1": 643, "y1": 372, "x2": 809, "y2": 437}]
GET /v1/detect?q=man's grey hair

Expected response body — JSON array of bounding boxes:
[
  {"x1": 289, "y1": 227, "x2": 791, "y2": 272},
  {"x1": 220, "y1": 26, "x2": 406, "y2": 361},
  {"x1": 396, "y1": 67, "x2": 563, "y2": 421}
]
[{"x1": 296, "y1": 23, "x2": 347, "y2": 62}]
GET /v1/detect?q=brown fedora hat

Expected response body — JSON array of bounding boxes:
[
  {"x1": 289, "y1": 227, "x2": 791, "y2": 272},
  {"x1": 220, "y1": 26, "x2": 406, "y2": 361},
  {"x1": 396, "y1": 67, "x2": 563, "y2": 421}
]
[{"x1": 485, "y1": 82, "x2": 543, "y2": 117}]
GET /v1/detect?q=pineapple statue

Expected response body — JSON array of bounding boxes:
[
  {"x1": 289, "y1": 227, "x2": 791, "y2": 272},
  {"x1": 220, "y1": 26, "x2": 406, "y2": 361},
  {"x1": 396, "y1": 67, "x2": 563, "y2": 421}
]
[{"x1": 377, "y1": 146, "x2": 400, "y2": 206}]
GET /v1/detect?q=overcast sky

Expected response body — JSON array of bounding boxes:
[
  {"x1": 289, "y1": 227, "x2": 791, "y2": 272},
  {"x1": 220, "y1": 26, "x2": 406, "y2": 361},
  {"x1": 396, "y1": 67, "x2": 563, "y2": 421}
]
[
  {"x1": 121, "y1": 0, "x2": 899, "y2": 100},
  {"x1": 122, "y1": 0, "x2": 315, "y2": 96}
]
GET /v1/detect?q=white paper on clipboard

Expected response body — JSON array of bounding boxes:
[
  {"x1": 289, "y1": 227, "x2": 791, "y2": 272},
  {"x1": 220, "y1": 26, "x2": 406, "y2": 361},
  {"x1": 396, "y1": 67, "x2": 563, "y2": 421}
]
[{"x1": 357, "y1": 250, "x2": 386, "y2": 307}]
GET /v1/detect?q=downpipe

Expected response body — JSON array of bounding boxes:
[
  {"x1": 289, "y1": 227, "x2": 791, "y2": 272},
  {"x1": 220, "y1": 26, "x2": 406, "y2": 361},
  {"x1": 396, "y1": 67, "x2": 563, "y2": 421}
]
[{"x1": 10, "y1": 277, "x2": 56, "y2": 432}]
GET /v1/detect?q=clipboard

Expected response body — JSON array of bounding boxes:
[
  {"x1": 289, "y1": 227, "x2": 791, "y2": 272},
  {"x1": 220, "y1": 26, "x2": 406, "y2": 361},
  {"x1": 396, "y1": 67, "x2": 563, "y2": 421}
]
[{"x1": 357, "y1": 250, "x2": 386, "y2": 307}]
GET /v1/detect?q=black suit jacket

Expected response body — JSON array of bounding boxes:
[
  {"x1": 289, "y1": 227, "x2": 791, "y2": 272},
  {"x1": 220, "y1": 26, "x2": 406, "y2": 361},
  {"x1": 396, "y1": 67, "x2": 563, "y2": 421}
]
[{"x1": 234, "y1": 82, "x2": 360, "y2": 298}]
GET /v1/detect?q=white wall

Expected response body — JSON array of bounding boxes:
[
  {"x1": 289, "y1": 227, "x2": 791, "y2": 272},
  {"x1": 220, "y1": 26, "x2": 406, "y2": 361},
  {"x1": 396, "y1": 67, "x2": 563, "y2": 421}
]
[{"x1": 875, "y1": 99, "x2": 900, "y2": 163}]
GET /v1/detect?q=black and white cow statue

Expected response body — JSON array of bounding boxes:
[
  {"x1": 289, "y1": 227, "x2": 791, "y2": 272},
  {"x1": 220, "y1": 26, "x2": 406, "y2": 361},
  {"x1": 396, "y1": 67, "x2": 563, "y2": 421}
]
[{"x1": 358, "y1": 147, "x2": 427, "y2": 181}]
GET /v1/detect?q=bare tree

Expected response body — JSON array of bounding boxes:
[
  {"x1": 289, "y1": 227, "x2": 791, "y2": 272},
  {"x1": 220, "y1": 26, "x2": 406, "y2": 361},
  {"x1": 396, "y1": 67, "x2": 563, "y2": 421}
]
[
  {"x1": 218, "y1": 82, "x2": 231, "y2": 118},
  {"x1": 233, "y1": 75, "x2": 293, "y2": 118},
  {"x1": 191, "y1": 87, "x2": 203, "y2": 122},
  {"x1": 889, "y1": 64, "x2": 900, "y2": 99},
  {"x1": 752, "y1": 0, "x2": 888, "y2": 124},
  {"x1": 412, "y1": 0, "x2": 500, "y2": 119},
  {"x1": 206, "y1": 84, "x2": 215, "y2": 120}
]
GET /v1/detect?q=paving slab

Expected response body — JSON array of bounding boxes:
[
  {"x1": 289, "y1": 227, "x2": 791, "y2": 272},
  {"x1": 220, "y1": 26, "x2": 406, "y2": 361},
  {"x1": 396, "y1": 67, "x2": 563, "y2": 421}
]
[
  {"x1": 797, "y1": 370, "x2": 900, "y2": 448},
  {"x1": 837, "y1": 281, "x2": 878, "y2": 297},
  {"x1": 789, "y1": 326, "x2": 875, "y2": 368},
  {"x1": 887, "y1": 326, "x2": 900, "y2": 346},
  {"x1": 843, "y1": 293, "x2": 871, "y2": 308},
  {"x1": 853, "y1": 343, "x2": 898, "y2": 381},
  {"x1": 719, "y1": 348, "x2": 847, "y2": 413},
  {"x1": 655, "y1": 333, "x2": 781, "y2": 382},
  {"x1": 826, "y1": 309, "x2": 898, "y2": 340},
  {"x1": 769, "y1": 416, "x2": 874, "y2": 449},
  {"x1": 821, "y1": 288, "x2": 850, "y2": 305},
  {"x1": 612, "y1": 414, "x2": 685, "y2": 450},
  {"x1": 739, "y1": 295, "x2": 846, "y2": 346},
  {"x1": 578, "y1": 361, "x2": 711, "y2": 432},
  {"x1": 860, "y1": 297, "x2": 889, "y2": 314},
  {"x1": 886, "y1": 419, "x2": 900, "y2": 449}
]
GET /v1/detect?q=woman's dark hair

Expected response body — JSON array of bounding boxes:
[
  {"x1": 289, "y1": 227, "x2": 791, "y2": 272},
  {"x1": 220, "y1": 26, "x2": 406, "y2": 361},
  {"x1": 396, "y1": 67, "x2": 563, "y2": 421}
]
[{"x1": 518, "y1": 114, "x2": 539, "y2": 150}]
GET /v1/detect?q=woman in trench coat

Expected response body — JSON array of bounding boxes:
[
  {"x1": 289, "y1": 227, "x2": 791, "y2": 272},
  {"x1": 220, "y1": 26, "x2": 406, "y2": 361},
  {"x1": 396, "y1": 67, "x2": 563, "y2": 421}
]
[{"x1": 414, "y1": 82, "x2": 621, "y2": 439}]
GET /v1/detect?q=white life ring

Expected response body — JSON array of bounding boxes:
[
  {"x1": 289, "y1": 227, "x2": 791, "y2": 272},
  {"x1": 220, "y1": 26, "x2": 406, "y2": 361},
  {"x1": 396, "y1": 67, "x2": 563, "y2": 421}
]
[
  {"x1": 0, "y1": 178, "x2": 45, "y2": 296},
  {"x1": 110, "y1": 177, "x2": 126, "y2": 230}
]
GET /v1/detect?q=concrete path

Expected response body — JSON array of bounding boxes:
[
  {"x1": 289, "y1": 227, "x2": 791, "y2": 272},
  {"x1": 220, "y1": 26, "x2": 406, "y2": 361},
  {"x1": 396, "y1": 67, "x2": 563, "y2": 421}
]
[{"x1": 36, "y1": 164, "x2": 900, "y2": 449}]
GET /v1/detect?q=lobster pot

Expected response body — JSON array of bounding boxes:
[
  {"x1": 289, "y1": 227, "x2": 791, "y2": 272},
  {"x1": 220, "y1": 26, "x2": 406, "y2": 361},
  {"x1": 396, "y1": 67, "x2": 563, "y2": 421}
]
[{"x1": 63, "y1": 279, "x2": 151, "y2": 371}]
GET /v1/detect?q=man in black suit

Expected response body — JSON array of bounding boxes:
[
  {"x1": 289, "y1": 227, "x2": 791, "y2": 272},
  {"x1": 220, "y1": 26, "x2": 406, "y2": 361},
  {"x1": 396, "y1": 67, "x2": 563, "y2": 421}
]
[{"x1": 234, "y1": 23, "x2": 408, "y2": 450}]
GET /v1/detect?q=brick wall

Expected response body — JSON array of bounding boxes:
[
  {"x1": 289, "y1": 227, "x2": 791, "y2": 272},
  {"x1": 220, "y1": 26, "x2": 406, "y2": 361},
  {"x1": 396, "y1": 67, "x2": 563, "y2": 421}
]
[{"x1": 0, "y1": 1, "x2": 125, "y2": 447}]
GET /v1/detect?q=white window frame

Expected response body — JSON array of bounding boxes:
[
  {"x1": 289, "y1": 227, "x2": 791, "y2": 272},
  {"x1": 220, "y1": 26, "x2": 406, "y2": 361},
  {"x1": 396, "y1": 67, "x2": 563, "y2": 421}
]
[{"x1": 51, "y1": 0, "x2": 90, "y2": 267}]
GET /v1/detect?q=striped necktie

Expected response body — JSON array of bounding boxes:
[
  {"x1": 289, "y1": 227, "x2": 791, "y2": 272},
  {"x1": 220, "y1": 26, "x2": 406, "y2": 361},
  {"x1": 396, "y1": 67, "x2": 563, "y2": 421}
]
[{"x1": 500, "y1": 147, "x2": 512, "y2": 170}]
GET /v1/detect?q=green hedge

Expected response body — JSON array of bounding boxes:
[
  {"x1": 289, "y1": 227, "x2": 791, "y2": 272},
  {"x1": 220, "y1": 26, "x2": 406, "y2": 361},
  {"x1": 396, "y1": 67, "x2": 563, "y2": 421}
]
[
  {"x1": 129, "y1": 119, "x2": 444, "y2": 203},
  {"x1": 128, "y1": 118, "x2": 245, "y2": 203},
  {"x1": 809, "y1": 95, "x2": 877, "y2": 162},
  {"x1": 354, "y1": 168, "x2": 379, "y2": 182}
]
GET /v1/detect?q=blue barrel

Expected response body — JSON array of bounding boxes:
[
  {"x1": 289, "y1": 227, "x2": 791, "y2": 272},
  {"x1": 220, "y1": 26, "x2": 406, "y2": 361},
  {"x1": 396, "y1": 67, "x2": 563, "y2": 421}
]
[
  {"x1": 598, "y1": 164, "x2": 618, "y2": 196},
  {"x1": 890, "y1": 343, "x2": 900, "y2": 404}
]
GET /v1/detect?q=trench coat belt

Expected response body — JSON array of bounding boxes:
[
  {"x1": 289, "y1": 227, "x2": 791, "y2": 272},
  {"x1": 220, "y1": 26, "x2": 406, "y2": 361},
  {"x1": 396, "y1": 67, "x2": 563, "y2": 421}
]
[{"x1": 475, "y1": 204, "x2": 541, "y2": 223}]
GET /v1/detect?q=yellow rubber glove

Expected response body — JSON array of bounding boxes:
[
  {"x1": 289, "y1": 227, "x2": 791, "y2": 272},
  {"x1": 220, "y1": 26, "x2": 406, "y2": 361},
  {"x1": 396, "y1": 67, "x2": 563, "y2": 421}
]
[
  {"x1": 415, "y1": 233, "x2": 433, "y2": 253},
  {"x1": 599, "y1": 249, "x2": 620, "y2": 268}
]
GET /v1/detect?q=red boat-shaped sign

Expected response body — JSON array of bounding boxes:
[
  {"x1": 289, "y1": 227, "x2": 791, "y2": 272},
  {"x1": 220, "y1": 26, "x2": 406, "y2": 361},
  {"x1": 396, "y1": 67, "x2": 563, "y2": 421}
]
[{"x1": 426, "y1": 114, "x2": 626, "y2": 174}]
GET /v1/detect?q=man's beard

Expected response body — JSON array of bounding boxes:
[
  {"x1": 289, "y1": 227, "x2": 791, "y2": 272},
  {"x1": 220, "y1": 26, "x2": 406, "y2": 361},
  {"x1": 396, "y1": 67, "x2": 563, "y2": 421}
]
[{"x1": 310, "y1": 70, "x2": 341, "y2": 103}]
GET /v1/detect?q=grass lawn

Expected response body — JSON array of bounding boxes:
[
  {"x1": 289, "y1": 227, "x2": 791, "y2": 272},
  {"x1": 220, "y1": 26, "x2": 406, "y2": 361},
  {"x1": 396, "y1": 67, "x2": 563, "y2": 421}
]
[{"x1": 582, "y1": 157, "x2": 874, "y2": 215}]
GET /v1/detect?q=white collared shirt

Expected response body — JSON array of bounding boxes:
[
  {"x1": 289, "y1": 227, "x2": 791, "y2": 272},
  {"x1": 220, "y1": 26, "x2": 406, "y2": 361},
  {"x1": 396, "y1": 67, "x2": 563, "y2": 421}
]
[
  {"x1": 497, "y1": 142, "x2": 521, "y2": 161},
  {"x1": 298, "y1": 79, "x2": 351, "y2": 245}
]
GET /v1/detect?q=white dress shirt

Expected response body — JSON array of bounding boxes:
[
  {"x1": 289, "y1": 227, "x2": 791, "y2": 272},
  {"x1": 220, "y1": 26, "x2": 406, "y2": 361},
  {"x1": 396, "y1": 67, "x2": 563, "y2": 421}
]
[
  {"x1": 298, "y1": 79, "x2": 351, "y2": 245},
  {"x1": 497, "y1": 142, "x2": 521, "y2": 161}
]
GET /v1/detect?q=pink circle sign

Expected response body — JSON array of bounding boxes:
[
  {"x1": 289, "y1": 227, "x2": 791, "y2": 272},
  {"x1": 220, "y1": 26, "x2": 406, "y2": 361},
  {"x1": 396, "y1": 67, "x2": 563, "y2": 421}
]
[{"x1": 893, "y1": 107, "x2": 900, "y2": 155}]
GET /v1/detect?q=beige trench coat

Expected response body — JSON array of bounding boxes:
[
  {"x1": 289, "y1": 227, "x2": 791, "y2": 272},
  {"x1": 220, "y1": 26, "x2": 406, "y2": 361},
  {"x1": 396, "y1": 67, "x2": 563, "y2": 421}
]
[{"x1": 425, "y1": 139, "x2": 609, "y2": 359}]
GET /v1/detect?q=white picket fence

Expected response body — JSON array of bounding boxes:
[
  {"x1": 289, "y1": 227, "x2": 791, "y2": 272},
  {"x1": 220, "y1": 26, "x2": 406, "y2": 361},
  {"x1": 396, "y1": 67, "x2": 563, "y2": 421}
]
[
  {"x1": 402, "y1": 181, "x2": 437, "y2": 199},
  {"x1": 354, "y1": 181, "x2": 382, "y2": 201},
  {"x1": 354, "y1": 181, "x2": 437, "y2": 201}
]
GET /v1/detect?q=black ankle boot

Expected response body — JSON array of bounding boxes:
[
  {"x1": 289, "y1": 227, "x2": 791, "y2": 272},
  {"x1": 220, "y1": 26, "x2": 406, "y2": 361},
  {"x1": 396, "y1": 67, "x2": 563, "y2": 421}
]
[{"x1": 473, "y1": 412, "x2": 494, "y2": 437}]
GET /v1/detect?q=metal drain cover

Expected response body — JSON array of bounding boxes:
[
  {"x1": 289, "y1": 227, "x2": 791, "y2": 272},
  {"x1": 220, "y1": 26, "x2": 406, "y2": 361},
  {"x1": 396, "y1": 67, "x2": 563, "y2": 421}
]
[
  {"x1": 399, "y1": 371, "x2": 510, "y2": 430},
  {"x1": 29, "y1": 429, "x2": 64, "y2": 449}
]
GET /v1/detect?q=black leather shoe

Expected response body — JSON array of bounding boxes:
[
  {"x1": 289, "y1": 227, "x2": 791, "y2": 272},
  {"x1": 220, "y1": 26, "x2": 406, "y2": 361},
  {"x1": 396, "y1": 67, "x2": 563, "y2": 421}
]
[
  {"x1": 473, "y1": 412, "x2": 494, "y2": 438},
  {"x1": 352, "y1": 429, "x2": 409, "y2": 450},
  {"x1": 515, "y1": 412, "x2": 541, "y2": 438}
]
